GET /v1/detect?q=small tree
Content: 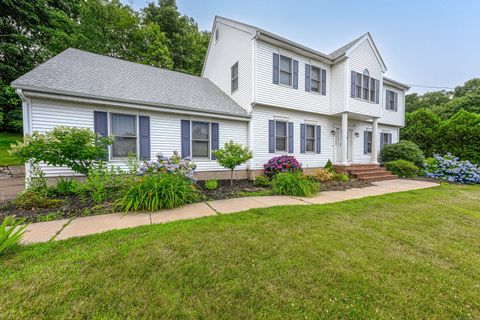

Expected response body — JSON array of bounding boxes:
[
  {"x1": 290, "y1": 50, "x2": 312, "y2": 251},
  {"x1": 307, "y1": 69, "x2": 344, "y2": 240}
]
[
  {"x1": 10, "y1": 126, "x2": 113, "y2": 175},
  {"x1": 212, "y1": 140, "x2": 253, "y2": 186}
]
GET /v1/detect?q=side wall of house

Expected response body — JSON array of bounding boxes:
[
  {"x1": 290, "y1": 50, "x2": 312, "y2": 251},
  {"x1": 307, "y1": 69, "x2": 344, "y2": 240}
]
[
  {"x1": 250, "y1": 105, "x2": 335, "y2": 170},
  {"x1": 347, "y1": 39, "x2": 383, "y2": 117},
  {"x1": 379, "y1": 84, "x2": 405, "y2": 127},
  {"x1": 330, "y1": 59, "x2": 347, "y2": 114},
  {"x1": 202, "y1": 20, "x2": 254, "y2": 113},
  {"x1": 29, "y1": 97, "x2": 249, "y2": 177},
  {"x1": 255, "y1": 41, "x2": 331, "y2": 115}
]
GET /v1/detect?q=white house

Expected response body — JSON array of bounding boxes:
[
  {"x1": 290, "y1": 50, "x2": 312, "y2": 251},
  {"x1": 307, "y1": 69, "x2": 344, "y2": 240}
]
[{"x1": 12, "y1": 16, "x2": 409, "y2": 181}]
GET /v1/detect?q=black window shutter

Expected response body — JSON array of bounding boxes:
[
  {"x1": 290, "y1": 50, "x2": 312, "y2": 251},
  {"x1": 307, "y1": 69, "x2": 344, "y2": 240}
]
[
  {"x1": 181, "y1": 120, "x2": 190, "y2": 158},
  {"x1": 293, "y1": 60, "x2": 299, "y2": 89},
  {"x1": 288, "y1": 122, "x2": 294, "y2": 153},
  {"x1": 94, "y1": 111, "x2": 108, "y2": 160},
  {"x1": 211, "y1": 122, "x2": 219, "y2": 160},
  {"x1": 139, "y1": 116, "x2": 150, "y2": 160},
  {"x1": 273, "y1": 53, "x2": 279, "y2": 84},
  {"x1": 305, "y1": 64, "x2": 311, "y2": 92},
  {"x1": 268, "y1": 120, "x2": 275, "y2": 153},
  {"x1": 321, "y1": 69, "x2": 327, "y2": 95},
  {"x1": 316, "y1": 125, "x2": 321, "y2": 154}
]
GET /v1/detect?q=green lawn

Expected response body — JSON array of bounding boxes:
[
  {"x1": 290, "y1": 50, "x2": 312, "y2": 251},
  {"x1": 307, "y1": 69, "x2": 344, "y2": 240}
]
[
  {"x1": 0, "y1": 132, "x2": 23, "y2": 166},
  {"x1": 1, "y1": 184, "x2": 479, "y2": 319}
]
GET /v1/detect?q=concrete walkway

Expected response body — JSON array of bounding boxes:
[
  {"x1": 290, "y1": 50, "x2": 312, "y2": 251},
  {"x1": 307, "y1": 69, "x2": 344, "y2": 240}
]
[{"x1": 21, "y1": 179, "x2": 439, "y2": 244}]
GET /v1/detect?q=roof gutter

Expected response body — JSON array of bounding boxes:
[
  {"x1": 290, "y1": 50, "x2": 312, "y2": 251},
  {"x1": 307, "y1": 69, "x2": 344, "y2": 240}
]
[{"x1": 17, "y1": 87, "x2": 251, "y2": 122}]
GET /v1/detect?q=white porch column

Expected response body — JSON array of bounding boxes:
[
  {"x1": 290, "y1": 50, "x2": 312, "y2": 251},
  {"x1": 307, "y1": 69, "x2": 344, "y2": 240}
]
[
  {"x1": 371, "y1": 117, "x2": 379, "y2": 164},
  {"x1": 341, "y1": 112, "x2": 349, "y2": 165}
]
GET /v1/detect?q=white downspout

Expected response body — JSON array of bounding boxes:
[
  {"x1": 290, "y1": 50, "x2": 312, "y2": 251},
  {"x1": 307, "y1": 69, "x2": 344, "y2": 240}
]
[{"x1": 15, "y1": 89, "x2": 32, "y2": 180}]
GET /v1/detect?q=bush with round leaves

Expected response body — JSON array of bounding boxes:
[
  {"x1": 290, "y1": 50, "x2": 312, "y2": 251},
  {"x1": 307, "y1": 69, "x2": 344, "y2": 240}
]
[
  {"x1": 380, "y1": 140, "x2": 425, "y2": 167},
  {"x1": 385, "y1": 160, "x2": 419, "y2": 178}
]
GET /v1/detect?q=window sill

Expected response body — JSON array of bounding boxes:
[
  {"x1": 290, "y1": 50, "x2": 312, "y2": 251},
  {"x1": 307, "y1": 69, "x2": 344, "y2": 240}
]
[{"x1": 351, "y1": 97, "x2": 378, "y2": 105}]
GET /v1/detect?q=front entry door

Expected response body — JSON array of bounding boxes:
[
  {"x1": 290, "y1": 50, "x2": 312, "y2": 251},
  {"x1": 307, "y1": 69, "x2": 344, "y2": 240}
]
[{"x1": 335, "y1": 128, "x2": 353, "y2": 163}]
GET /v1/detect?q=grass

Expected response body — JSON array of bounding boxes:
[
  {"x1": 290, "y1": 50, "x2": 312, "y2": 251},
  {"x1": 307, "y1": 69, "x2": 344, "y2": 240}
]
[
  {"x1": 0, "y1": 132, "x2": 22, "y2": 166},
  {"x1": 1, "y1": 184, "x2": 479, "y2": 319}
]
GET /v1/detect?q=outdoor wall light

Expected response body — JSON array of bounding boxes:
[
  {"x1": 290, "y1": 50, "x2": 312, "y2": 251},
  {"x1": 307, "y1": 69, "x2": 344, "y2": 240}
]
[
  {"x1": 331, "y1": 130, "x2": 336, "y2": 135},
  {"x1": 354, "y1": 132, "x2": 360, "y2": 138}
]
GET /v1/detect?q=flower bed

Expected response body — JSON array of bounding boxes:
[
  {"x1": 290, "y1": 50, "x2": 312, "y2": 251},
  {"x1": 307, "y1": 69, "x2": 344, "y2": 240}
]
[{"x1": 424, "y1": 153, "x2": 480, "y2": 184}]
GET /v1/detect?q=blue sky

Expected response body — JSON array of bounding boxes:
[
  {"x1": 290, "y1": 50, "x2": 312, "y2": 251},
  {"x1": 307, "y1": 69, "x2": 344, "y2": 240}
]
[{"x1": 123, "y1": 0, "x2": 480, "y2": 94}]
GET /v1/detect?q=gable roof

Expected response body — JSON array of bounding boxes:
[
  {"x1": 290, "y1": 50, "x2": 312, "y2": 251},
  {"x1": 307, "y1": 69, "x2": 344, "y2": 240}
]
[
  {"x1": 12, "y1": 48, "x2": 249, "y2": 118},
  {"x1": 328, "y1": 33, "x2": 367, "y2": 60},
  {"x1": 215, "y1": 16, "x2": 387, "y2": 71}
]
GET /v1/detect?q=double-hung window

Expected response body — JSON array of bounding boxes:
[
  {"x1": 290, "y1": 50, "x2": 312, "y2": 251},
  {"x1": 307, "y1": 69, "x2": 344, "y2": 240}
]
[
  {"x1": 275, "y1": 120, "x2": 287, "y2": 152},
  {"x1": 386, "y1": 90, "x2": 396, "y2": 110},
  {"x1": 306, "y1": 124, "x2": 316, "y2": 152},
  {"x1": 111, "y1": 113, "x2": 137, "y2": 158},
  {"x1": 279, "y1": 55, "x2": 292, "y2": 86},
  {"x1": 382, "y1": 133, "x2": 391, "y2": 145},
  {"x1": 310, "y1": 66, "x2": 321, "y2": 93},
  {"x1": 369, "y1": 78, "x2": 376, "y2": 102},
  {"x1": 363, "y1": 74, "x2": 370, "y2": 100},
  {"x1": 231, "y1": 62, "x2": 238, "y2": 93},
  {"x1": 366, "y1": 131, "x2": 373, "y2": 154},
  {"x1": 355, "y1": 72, "x2": 363, "y2": 98},
  {"x1": 192, "y1": 121, "x2": 210, "y2": 158}
]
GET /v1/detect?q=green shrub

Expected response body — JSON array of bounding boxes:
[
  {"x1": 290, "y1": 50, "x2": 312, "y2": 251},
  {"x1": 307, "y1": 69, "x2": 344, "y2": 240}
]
[
  {"x1": 380, "y1": 140, "x2": 425, "y2": 167},
  {"x1": 80, "y1": 163, "x2": 125, "y2": 203},
  {"x1": 49, "y1": 177, "x2": 81, "y2": 196},
  {"x1": 10, "y1": 126, "x2": 113, "y2": 175},
  {"x1": 26, "y1": 163, "x2": 48, "y2": 195},
  {"x1": 385, "y1": 160, "x2": 419, "y2": 178},
  {"x1": 334, "y1": 172, "x2": 350, "y2": 182},
  {"x1": 271, "y1": 172, "x2": 320, "y2": 197},
  {"x1": 325, "y1": 159, "x2": 334, "y2": 172},
  {"x1": 117, "y1": 173, "x2": 200, "y2": 212},
  {"x1": 204, "y1": 179, "x2": 219, "y2": 190},
  {"x1": 1, "y1": 216, "x2": 28, "y2": 255},
  {"x1": 253, "y1": 175, "x2": 271, "y2": 187},
  {"x1": 12, "y1": 190, "x2": 62, "y2": 210},
  {"x1": 212, "y1": 140, "x2": 253, "y2": 186}
]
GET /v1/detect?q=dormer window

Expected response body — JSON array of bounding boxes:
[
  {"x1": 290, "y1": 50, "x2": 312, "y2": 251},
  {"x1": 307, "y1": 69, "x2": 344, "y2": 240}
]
[{"x1": 351, "y1": 70, "x2": 379, "y2": 103}]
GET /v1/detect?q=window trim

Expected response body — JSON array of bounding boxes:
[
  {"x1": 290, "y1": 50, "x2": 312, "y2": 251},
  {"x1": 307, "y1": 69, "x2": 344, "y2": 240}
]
[
  {"x1": 191, "y1": 121, "x2": 211, "y2": 159},
  {"x1": 366, "y1": 131, "x2": 373, "y2": 154},
  {"x1": 310, "y1": 65, "x2": 321, "y2": 94},
  {"x1": 353, "y1": 71, "x2": 378, "y2": 104},
  {"x1": 274, "y1": 120, "x2": 288, "y2": 153},
  {"x1": 109, "y1": 112, "x2": 138, "y2": 160},
  {"x1": 279, "y1": 54, "x2": 293, "y2": 87},
  {"x1": 305, "y1": 124, "x2": 316, "y2": 153},
  {"x1": 386, "y1": 90, "x2": 396, "y2": 111},
  {"x1": 231, "y1": 62, "x2": 238, "y2": 93}
]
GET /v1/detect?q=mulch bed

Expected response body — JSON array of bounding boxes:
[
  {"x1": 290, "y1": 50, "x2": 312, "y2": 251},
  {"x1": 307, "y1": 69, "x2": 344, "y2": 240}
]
[
  {"x1": 1, "y1": 179, "x2": 373, "y2": 223},
  {"x1": 0, "y1": 196, "x2": 113, "y2": 224},
  {"x1": 198, "y1": 179, "x2": 267, "y2": 200}
]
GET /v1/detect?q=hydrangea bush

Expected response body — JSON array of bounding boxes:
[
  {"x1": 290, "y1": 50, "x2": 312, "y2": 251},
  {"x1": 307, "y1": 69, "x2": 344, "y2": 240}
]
[
  {"x1": 424, "y1": 153, "x2": 480, "y2": 184},
  {"x1": 138, "y1": 151, "x2": 197, "y2": 178},
  {"x1": 264, "y1": 155, "x2": 302, "y2": 178}
]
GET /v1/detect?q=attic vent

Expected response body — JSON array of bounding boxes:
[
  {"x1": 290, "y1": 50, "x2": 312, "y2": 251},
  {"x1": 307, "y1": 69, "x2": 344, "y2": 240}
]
[{"x1": 215, "y1": 28, "x2": 219, "y2": 41}]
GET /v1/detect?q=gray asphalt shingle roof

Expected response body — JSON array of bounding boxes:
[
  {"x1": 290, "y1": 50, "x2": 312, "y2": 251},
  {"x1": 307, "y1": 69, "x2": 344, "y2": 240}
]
[{"x1": 12, "y1": 48, "x2": 249, "y2": 118}]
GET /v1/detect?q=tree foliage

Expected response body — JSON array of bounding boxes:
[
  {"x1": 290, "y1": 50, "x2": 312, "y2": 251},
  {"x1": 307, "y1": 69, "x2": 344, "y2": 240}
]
[
  {"x1": 1, "y1": 0, "x2": 209, "y2": 132},
  {"x1": 212, "y1": 140, "x2": 253, "y2": 186},
  {"x1": 10, "y1": 127, "x2": 113, "y2": 175},
  {"x1": 403, "y1": 78, "x2": 480, "y2": 163}
]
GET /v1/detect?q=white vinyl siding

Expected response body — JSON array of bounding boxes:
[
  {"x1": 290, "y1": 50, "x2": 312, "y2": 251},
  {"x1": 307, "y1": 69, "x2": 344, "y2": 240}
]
[
  {"x1": 251, "y1": 105, "x2": 333, "y2": 170},
  {"x1": 255, "y1": 41, "x2": 330, "y2": 115},
  {"x1": 29, "y1": 97, "x2": 248, "y2": 177},
  {"x1": 348, "y1": 39, "x2": 383, "y2": 117},
  {"x1": 380, "y1": 85, "x2": 405, "y2": 126},
  {"x1": 202, "y1": 20, "x2": 254, "y2": 113}
]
